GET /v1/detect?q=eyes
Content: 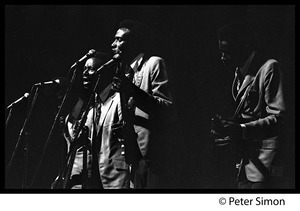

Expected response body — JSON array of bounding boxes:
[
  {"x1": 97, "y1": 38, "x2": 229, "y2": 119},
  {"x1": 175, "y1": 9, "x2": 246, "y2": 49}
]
[
  {"x1": 112, "y1": 28, "x2": 130, "y2": 46},
  {"x1": 83, "y1": 66, "x2": 97, "y2": 74},
  {"x1": 115, "y1": 37, "x2": 123, "y2": 42},
  {"x1": 113, "y1": 37, "x2": 125, "y2": 45}
]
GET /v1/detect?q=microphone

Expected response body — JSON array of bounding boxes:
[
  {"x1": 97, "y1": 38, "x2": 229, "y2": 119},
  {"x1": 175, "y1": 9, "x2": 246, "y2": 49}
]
[
  {"x1": 6, "y1": 93, "x2": 30, "y2": 110},
  {"x1": 34, "y1": 79, "x2": 61, "y2": 86},
  {"x1": 96, "y1": 54, "x2": 121, "y2": 73},
  {"x1": 70, "y1": 49, "x2": 96, "y2": 69}
]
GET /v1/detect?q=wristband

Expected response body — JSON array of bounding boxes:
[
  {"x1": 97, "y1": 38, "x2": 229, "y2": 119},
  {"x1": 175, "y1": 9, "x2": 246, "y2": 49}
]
[{"x1": 240, "y1": 124, "x2": 247, "y2": 139}]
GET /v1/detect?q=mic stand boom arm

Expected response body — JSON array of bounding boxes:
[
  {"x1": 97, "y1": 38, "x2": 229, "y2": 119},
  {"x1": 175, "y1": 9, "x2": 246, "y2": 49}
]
[
  {"x1": 29, "y1": 66, "x2": 80, "y2": 188},
  {"x1": 5, "y1": 85, "x2": 40, "y2": 188}
]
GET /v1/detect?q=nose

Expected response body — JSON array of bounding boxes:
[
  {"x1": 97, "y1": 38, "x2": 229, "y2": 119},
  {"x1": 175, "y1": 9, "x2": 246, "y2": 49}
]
[
  {"x1": 83, "y1": 68, "x2": 89, "y2": 76},
  {"x1": 111, "y1": 40, "x2": 116, "y2": 48},
  {"x1": 220, "y1": 53, "x2": 226, "y2": 61}
]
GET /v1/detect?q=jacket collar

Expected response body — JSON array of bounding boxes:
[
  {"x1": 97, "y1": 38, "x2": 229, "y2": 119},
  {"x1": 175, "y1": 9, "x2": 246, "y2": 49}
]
[{"x1": 130, "y1": 53, "x2": 144, "y2": 72}]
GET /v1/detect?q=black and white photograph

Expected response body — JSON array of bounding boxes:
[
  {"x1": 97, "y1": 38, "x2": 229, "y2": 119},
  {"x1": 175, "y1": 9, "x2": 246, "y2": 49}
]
[{"x1": 4, "y1": 5, "x2": 295, "y2": 195}]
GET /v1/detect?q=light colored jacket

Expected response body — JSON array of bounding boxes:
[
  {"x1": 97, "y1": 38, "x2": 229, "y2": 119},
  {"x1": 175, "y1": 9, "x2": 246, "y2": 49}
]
[
  {"x1": 233, "y1": 52, "x2": 286, "y2": 182},
  {"x1": 65, "y1": 53, "x2": 176, "y2": 188}
]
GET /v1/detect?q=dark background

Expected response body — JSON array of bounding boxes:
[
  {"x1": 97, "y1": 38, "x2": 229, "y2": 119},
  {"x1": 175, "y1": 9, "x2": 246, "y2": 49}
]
[{"x1": 4, "y1": 5, "x2": 295, "y2": 190}]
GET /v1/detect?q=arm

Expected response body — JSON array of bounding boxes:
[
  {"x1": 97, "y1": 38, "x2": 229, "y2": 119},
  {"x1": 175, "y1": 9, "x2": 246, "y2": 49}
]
[
  {"x1": 133, "y1": 57, "x2": 173, "y2": 114},
  {"x1": 243, "y1": 60, "x2": 286, "y2": 140},
  {"x1": 215, "y1": 60, "x2": 287, "y2": 141},
  {"x1": 113, "y1": 56, "x2": 174, "y2": 115}
]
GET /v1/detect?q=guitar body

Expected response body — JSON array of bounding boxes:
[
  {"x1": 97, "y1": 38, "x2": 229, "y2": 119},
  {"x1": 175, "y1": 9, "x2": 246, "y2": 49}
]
[
  {"x1": 211, "y1": 115, "x2": 247, "y2": 163},
  {"x1": 52, "y1": 126, "x2": 89, "y2": 189}
]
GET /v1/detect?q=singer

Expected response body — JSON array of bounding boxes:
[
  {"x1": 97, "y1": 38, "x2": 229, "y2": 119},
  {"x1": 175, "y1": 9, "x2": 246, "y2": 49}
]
[
  {"x1": 51, "y1": 51, "x2": 130, "y2": 189},
  {"x1": 52, "y1": 20, "x2": 183, "y2": 190},
  {"x1": 108, "y1": 19, "x2": 183, "y2": 189}
]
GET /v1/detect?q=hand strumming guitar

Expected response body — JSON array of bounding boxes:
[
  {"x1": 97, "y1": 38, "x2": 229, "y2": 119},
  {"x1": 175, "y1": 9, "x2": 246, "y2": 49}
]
[{"x1": 211, "y1": 114, "x2": 244, "y2": 147}]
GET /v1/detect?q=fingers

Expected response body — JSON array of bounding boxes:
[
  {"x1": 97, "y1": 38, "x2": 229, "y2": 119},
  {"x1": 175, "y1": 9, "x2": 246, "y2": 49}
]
[
  {"x1": 214, "y1": 138, "x2": 230, "y2": 147},
  {"x1": 111, "y1": 122, "x2": 124, "y2": 137},
  {"x1": 111, "y1": 77, "x2": 122, "y2": 91},
  {"x1": 111, "y1": 82, "x2": 120, "y2": 91},
  {"x1": 111, "y1": 122, "x2": 124, "y2": 130},
  {"x1": 210, "y1": 129, "x2": 220, "y2": 139},
  {"x1": 111, "y1": 76, "x2": 134, "y2": 95},
  {"x1": 113, "y1": 76, "x2": 122, "y2": 83},
  {"x1": 214, "y1": 136, "x2": 232, "y2": 147}
]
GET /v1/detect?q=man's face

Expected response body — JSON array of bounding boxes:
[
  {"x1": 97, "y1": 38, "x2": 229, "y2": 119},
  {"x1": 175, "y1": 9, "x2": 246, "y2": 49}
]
[
  {"x1": 111, "y1": 28, "x2": 131, "y2": 59},
  {"x1": 218, "y1": 39, "x2": 243, "y2": 73},
  {"x1": 82, "y1": 58, "x2": 100, "y2": 90}
]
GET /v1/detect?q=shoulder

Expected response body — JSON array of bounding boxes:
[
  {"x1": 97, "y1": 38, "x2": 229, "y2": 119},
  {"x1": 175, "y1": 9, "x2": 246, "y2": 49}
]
[
  {"x1": 144, "y1": 56, "x2": 166, "y2": 70},
  {"x1": 146, "y1": 55, "x2": 165, "y2": 64},
  {"x1": 263, "y1": 59, "x2": 279, "y2": 69},
  {"x1": 258, "y1": 59, "x2": 281, "y2": 76}
]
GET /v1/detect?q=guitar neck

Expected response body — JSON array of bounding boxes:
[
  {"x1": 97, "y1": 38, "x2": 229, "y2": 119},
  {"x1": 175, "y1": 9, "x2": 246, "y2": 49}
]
[{"x1": 61, "y1": 146, "x2": 78, "y2": 189}]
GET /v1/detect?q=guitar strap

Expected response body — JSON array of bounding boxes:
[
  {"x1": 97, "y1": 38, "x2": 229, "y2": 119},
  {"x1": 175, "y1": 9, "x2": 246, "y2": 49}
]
[
  {"x1": 249, "y1": 157, "x2": 270, "y2": 179},
  {"x1": 232, "y1": 84, "x2": 252, "y2": 119}
]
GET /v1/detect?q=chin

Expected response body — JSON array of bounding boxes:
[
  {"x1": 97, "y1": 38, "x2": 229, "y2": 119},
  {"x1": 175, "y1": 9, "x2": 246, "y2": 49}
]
[
  {"x1": 83, "y1": 87, "x2": 93, "y2": 95},
  {"x1": 83, "y1": 84, "x2": 90, "y2": 90}
]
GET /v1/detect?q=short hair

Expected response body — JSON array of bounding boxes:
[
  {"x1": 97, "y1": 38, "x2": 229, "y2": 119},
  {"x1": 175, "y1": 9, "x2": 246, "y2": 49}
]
[
  {"x1": 217, "y1": 21, "x2": 255, "y2": 49},
  {"x1": 118, "y1": 19, "x2": 152, "y2": 51}
]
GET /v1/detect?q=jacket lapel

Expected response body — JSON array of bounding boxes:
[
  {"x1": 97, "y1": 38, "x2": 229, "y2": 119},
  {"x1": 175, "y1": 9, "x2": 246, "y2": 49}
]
[
  {"x1": 235, "y1": 52, "x2": 265, "y2": 102},
  {"x1": 236, "y1": 75, "x2": 255, "y2": 100},
  {"x1": 132, "y1": 54, "x2": 150, "y2": 88},
  {"x1": 232, "y1": 74, "x2": 239, "y2": 101}
]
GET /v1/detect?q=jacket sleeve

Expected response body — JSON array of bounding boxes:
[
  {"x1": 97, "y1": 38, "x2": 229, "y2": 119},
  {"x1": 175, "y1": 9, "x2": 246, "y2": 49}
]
[
  {"x1": 131, "y1": 56, "x2": 173, "y2": 115},
  {"x1": 244, "y1": 60, "x2": 287, "y2": 140}
]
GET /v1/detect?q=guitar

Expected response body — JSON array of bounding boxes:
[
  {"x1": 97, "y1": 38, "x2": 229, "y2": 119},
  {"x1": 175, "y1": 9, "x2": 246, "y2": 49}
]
[
  {"x1": 211, "y1": 85, "x2": 253, "y2": 161},
  {"x1": 52, "y1": 121, "x2": 89, "y2": 189}
]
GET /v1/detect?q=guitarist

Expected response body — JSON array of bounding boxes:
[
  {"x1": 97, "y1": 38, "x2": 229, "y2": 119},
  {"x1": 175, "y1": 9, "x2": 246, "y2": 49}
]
[{"x1": 212, "y1": 21, "x2": 287, "y2": 189}]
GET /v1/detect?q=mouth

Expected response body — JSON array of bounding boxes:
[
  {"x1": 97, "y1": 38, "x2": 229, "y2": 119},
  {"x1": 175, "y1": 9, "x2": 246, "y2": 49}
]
[
  {"x1": 83, "y1": 77, "x2": 91, "y2": 85},
  {"x1": 112, "y1": 49, "x2": 122, "y2": 55}
]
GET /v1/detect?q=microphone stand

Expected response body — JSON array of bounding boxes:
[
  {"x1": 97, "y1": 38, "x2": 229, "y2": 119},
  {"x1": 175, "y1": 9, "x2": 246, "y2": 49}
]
[
  {"x1": 5, "y1": 84, "x2": 40, "y2": 189},
  {"x1": 53, "y1": 62, "x2": 107, "y2": 189},
  {"x1": 5, "y1": 106, "x2": 13, "y2": 130},
  {"x1": 28, "y1": 65, "x2": 80, "y2": 188},
  {"x1": 30, "y1": 57, "x2": 108, "y2": 188},
  {"x1": 5, "y1": 93, "x2": 29, "y2": 129}
]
